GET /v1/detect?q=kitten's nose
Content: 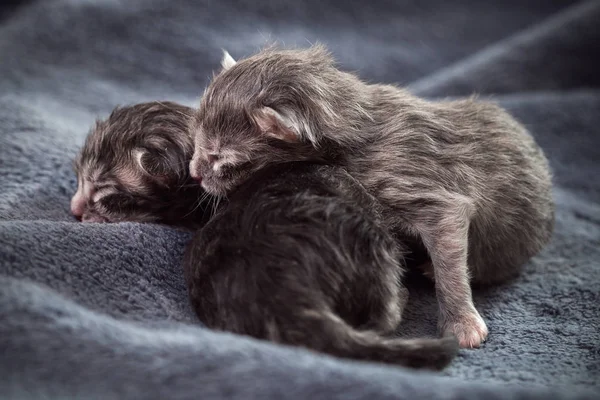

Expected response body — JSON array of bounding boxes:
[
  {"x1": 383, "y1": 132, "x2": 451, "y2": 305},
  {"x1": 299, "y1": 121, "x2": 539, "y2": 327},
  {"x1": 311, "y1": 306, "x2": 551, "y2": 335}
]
[
  {"x1": 70, "y1": 193, "x2": 85, "y2": 220},
  {"x1": 189, "y1": 167, "x2": 202, "y2": 183}
]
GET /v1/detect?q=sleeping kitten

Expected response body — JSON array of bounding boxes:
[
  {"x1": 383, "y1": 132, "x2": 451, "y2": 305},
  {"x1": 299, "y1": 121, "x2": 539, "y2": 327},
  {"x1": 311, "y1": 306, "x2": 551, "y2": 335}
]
[
  {"x1": 72, "y1": 101, "x2": 212, "y2": 228},
  {"x1": 189, "y1": 45, "x2": 555, "y2": 348},
  {"x1": 184, "y1": 161, "x2": 458, "y2": 369}
]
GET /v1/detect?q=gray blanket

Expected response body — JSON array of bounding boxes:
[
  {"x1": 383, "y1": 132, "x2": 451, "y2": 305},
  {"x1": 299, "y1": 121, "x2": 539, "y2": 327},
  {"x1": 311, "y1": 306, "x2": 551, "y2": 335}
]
[{"x1": 1, "y1": 0, "x2": 598, "y2": 399}]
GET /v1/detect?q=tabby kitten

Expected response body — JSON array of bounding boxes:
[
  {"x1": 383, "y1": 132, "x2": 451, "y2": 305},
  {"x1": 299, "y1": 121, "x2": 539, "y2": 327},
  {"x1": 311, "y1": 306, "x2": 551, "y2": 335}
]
[
  {"x1": 184, "y1": 161, "x2": 458, "y2": 369},
  {"x1": 189, "y1": 45, "x2": 555, "y2": 348},
  {"x1": 72, "y1": 101, "x2": 212, "y2": 228}
]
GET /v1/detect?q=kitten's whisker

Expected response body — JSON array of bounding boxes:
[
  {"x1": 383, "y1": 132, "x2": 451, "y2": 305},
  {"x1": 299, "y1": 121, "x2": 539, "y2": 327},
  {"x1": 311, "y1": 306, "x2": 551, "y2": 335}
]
[
  {"x1": 184, "y1": 190, "x2": 212, "y2": 219},
  {"x1": 209, "y1": 196, "x2": 216, "y2": 217},
  {"x1": 183, "y1": 197, "x2": 203, "y2": 219},
  {"x1": 195, "y1": 190, "x2": 216, "y2": 218},
  {"x1": 200, "y1": 191, "x2": 212, "y2": 205},
  {"x1": 175, "y1": 178, "x2": 201, "y2": 193},
  {"x1": 212, "y1": 194, "x2": 225, "y2": 217}
]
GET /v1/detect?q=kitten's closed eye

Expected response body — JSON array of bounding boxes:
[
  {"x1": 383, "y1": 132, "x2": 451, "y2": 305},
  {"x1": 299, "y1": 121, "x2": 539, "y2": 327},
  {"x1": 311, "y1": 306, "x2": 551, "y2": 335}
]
[{"x1": 91, "y1": 185, "x2": 116, "y2": 203}]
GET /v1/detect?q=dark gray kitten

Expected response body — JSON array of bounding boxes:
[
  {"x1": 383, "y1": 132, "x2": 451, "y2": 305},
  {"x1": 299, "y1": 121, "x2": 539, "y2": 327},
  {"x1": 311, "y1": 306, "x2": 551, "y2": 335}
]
[
  {"x1": 72, "y1": 101, "x2": 212, "y2": 228},
  {"x1": 184, "y1": 161, "x2": 458, "y2": 369},
  {"x1": 189, "y1": 45, "x2": 555, "y2": 348}
]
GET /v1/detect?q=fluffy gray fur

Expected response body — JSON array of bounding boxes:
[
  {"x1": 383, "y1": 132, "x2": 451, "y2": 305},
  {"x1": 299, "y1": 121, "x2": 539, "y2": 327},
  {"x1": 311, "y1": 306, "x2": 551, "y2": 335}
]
[{"x1": 189, "y1": 45, "x2": 555, "y2": 348}]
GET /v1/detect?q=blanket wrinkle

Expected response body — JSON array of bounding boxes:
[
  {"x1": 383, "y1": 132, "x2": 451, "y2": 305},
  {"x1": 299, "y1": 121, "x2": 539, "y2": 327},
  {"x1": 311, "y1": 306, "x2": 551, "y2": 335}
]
[
  {"x1": 409, "y1": 0, "x2": 600, "y2": 97},
  {"x1": 0, "y1": 1, "x2": 598, "y2": 399}
]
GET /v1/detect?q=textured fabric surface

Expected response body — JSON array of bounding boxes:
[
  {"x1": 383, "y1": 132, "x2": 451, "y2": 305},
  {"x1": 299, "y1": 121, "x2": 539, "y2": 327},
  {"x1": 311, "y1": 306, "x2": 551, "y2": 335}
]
[{"x1": 0, "y1": 0, "x2": 599, "y2": 399}]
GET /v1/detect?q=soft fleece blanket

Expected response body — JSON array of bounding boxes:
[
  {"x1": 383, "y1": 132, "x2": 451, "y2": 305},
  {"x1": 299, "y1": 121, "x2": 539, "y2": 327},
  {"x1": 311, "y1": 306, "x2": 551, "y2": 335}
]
[{"x1": 0, "y1": 1, "x2": 598, "y2": 399}]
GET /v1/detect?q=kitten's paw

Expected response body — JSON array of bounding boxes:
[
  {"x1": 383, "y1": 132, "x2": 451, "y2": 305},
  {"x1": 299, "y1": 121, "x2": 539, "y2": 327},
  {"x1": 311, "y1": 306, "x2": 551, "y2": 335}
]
[{"x1": 440, "y1": 309, "x2": 488, "y2": 348}]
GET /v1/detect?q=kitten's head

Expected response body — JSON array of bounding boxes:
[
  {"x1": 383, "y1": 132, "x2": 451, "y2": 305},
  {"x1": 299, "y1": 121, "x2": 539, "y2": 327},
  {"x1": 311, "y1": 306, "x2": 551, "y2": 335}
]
[
  {"x1": 72, "y1": 101, "x2": 209, "y2": 227},
  {"x1": 189, "y1": 45, "x2": 366, "y2": 197}
]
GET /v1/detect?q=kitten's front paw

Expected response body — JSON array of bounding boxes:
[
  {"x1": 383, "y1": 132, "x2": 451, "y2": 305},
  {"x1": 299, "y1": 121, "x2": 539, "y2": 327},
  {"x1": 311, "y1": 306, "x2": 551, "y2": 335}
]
[{"x1": 440, "y1": 309, "x2": 488, "y2": 348}]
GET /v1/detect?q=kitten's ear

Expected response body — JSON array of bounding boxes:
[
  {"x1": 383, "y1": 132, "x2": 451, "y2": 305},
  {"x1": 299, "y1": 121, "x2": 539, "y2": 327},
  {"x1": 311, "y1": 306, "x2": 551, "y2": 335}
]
[
  {"x1": 251, "y1": 107, "x2": 301, "y2": 143},
  {"x1": 134, "y1": 146, "x2": 181, "y2": 185},
  {"x1": 220, "y1": 50, "x2": 237, "y2": 71}
]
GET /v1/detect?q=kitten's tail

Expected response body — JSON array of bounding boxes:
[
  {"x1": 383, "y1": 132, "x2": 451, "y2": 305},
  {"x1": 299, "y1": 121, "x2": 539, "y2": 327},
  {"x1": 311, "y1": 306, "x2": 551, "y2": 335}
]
[{"x1": 283, "y1": 309, "x2": 459, "y2": 370}]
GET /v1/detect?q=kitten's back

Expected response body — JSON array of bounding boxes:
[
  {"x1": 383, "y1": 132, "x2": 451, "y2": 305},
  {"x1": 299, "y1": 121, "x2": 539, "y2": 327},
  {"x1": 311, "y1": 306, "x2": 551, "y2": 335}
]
[{"x1": 184, "y1": 162, "x2": 458, "y2": 370}]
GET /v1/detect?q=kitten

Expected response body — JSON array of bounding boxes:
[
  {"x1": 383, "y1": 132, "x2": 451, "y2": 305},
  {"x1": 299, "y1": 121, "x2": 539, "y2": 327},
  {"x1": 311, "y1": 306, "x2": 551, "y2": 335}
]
[
  {"x1": 72, "y1": 101, "x2": 213, "y2": 228},
  {"x1": 189, "y1": 45, "x2": 555, "y2": 348},
  {"x1": 184, "y1": 161, "x2": 459, "y2": 369}
]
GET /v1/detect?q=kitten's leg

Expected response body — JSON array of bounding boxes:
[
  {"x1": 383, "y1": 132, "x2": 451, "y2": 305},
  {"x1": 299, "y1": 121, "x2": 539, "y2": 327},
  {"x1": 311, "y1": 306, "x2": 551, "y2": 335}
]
[{"x1": 414, "y1": 199, "x2": 488, "y2": 348}]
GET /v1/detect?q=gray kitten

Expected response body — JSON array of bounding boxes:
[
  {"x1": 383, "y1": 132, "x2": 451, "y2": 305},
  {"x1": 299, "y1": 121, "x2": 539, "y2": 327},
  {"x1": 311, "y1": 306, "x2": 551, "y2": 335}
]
[
  {"x1": 189, "y1": 45, "x2": 555, "y2": 348},
  {"x1": 184, "y1": 160, "x2": 458, "y2": 369},
  {"x1": 72, "y1": 101, "x2": 213, "y2": 228}
]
